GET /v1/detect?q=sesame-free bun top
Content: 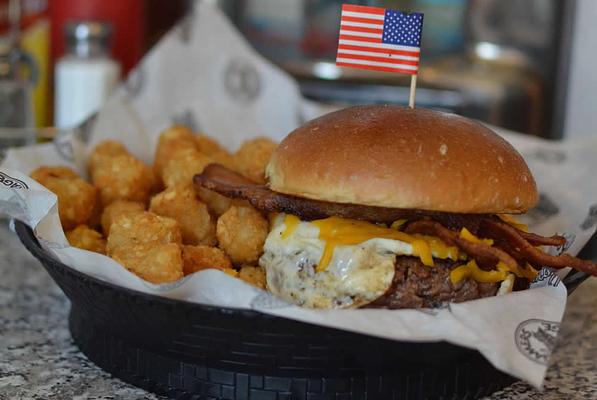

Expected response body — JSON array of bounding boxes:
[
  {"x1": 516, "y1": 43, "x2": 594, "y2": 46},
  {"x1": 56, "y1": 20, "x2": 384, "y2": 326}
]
[{"x1": 266, "y1": 105, "x2": 538, "y2": 214}]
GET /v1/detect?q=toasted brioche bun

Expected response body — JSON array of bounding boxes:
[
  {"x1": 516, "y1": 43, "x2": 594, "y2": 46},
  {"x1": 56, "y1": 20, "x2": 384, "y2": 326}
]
[{"x1": 266, "y1": 105, "x2": 537, "y2": 214}]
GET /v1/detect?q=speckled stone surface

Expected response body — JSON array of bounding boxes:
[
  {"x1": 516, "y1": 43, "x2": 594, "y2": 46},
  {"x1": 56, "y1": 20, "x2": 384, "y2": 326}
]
[{"x1": 0, "y1": 221, "x2": 595, "y2": 400}]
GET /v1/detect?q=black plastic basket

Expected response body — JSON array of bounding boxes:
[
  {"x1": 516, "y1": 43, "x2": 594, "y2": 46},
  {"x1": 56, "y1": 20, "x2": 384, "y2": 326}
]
[{"x1": 15, "y1": 221, "x2": 590, "y2": 400}]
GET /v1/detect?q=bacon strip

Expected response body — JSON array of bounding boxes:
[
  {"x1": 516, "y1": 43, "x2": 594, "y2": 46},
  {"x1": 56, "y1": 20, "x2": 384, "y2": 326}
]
[
  {"x1": 480, "y1": 219, "x2": 597, "y2": 276},
  {"x1": 194, "y1": 164, "x2": 479, "y2": 222},
  {"x1": 404, "y1": 219, "x2": 520, "y2": 271},
  {"x1": 515, "y1": 229, "x2": 566, "y2": 247},
  {"x1": 494, "y1": 215, "x2": 567, "y2": 246}
]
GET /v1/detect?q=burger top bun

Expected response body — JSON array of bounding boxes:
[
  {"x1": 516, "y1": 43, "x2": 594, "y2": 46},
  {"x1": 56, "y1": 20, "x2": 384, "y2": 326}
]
[{"x1": 266, "y1": 105, "x2": 538, "y2": 214}]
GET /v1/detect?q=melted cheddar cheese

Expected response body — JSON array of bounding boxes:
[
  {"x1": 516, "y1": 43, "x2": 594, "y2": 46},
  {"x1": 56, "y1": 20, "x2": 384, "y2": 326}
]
[
  {"x1": 390, "y1": 219, "x2": 407, "y2": 230},
  {"x1": 281, "y1": 214, "x2": 300, "y2": 239},
  {"x1": 498, "y1": 214, "x2": 529, "y2": 232},
  {"x1": 282, "y1": 215, "x2": 459, "y2": 272},
  {"x1": 450, "y1": 260, "x2": 508, "y2": 284},
  {"x1": 459, "y1": 227, "x2": 494, "y2": 246},
  {"x1": 497, "y1": 261, "x2": 538, "y2": 280}
]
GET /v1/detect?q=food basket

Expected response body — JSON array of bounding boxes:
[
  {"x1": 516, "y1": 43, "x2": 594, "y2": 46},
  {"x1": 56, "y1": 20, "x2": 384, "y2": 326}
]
[{"x1": 15, "y1": 220, "x2": 591, "y2": 400}]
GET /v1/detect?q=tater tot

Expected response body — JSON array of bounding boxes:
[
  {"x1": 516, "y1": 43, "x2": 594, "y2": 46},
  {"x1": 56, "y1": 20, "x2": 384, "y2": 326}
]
[
  {"x1": 238, "y1": 265, "x2": 266, "y2": 290},
  {"x1": 149, "y1": 184, "x2": 216, "y2": 245},
  {"x1": 30, "y1": 166, "x2": 97, "y2": 230},
  {"x1": 153, "y1": 125, "x2": 197, "y2": 182},
  {"x1": 195, "y1": 187, "x2": 237, "y2": 217},
  {"x1": 31, "y1": 166, "x2": 80, "y2": 180},
  {"x1": 161, "y1": 147, "x2": 213, "y2": 188},
  {"x1": 86, "y1": 190, "x2": 103, "y2": 230},
  {"x1": 209, "y1": 150, "x2": 235, "y2": 170},
  {"x1": 111, "y1": 242, "x2": 183, "y2": 284},
  {"x1": 182, "y1": 245, "x2": 233, "y2": 275},
  {"x1": 66, "y1": 225, "x2": 106, "y2": 254},
  {"x1": 91, "y1": 153, "x2": 155, "y2": 205},
  {"x1": 194, "y1": 134, "x2": 225, "y2": 155},
  {"x1": 100, "y1": 200, "x2": 145, "y2": 235},
  {"x1": 195, "y1": 135, "x2": 235, "y2": 170},
  {"x1": 233, "y1": 137, "x2": 277, "y2": 184},
  {"x1": 106, "y1": 211, "x2": 182, "y2": 255},
  {"x1": 88, "y1": 140, "x2": 128, "y2": 172},
  {"x1": 216, "y1": 205, "x2": 269, "y2": 265}
]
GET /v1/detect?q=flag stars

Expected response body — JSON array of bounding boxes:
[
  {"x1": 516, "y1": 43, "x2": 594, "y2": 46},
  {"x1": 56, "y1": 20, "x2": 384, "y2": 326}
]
[{"x1": 382, "y1": 9, "x2": 423, "y2": 47}]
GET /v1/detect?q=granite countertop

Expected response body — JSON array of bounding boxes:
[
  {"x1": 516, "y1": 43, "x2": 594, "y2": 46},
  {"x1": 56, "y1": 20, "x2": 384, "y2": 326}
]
[{"x1": 1, "y1": 221, "x2": 595, "y2": 400}]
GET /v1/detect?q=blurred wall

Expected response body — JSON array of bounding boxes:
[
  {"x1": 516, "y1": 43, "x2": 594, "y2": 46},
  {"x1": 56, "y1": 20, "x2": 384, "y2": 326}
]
[{"x1": 564, "y1": 0, "x2": 597, "y2": 138}]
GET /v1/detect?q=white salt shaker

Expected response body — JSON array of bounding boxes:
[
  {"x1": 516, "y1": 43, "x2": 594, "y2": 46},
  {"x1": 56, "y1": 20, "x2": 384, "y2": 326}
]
[{"x1": 54, "y1": 21, "x2": 120, "y2": 129}]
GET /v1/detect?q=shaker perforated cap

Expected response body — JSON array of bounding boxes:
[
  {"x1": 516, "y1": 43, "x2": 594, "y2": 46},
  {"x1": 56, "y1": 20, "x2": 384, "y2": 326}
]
[{"x1": 64, "y1": 21, "x2": 113, "y2": 57}]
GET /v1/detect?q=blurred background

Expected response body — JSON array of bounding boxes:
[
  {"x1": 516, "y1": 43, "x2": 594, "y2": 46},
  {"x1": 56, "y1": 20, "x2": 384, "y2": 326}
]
[{"x1": 0, "y1": 0, "x2": 594, "y2": 144}]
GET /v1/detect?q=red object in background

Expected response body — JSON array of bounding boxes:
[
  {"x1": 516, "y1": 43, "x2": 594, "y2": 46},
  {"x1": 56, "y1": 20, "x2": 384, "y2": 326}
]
[
  {"x1": 50, "y1": 0, "x2": 145, "y2": 75},
  {"x1": 0, "y1": 0, "x2": 49, "y2": 33}
]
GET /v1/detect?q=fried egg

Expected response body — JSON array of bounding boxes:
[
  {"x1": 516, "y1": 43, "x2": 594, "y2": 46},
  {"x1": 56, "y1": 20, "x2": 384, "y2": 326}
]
[{"x1": 260, "y1": 214, "x2": 420, "y2": 308}]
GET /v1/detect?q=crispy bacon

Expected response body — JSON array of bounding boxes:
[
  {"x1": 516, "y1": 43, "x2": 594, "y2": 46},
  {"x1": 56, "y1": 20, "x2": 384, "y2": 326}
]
[
  {"x1": 194, "y1": 164, "x2": 597, "y2": 277},
  {"x1": 194, "y1": 164, "x2": 476, "y2": 222},
  {"x1": 516, "y1": 229, "x2": 567, "y2": 247},
  {"x1": 480, "y1": 218, "x2": 597, "y2": 276}
]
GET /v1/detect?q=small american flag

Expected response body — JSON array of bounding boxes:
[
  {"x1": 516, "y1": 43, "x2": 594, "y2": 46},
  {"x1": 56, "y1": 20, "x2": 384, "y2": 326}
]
[{"x1": 336, "y1": 4, "x2": 424, "y2": 75}]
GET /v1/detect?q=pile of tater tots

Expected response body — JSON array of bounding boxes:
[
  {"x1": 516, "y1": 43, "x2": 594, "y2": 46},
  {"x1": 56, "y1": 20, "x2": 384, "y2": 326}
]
[{"x1": 30, "y1": 126, "x2": 277, "y2": 288}]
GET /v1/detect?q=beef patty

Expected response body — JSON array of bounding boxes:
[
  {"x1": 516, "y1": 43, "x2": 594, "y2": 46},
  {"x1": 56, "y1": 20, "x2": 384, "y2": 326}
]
[{"x1": 368, "y1": 256, "x2": 499, "y2": 309}]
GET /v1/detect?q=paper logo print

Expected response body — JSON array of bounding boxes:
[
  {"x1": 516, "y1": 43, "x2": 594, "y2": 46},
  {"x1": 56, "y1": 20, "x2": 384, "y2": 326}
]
[
  {"x1": 224, "y1": 58, "x2": 261, "y2": 103},
  {"x1": 515, "y1": 319, "x2": 560, "y2": 365},
  {"x1": 525, "y1": 193, "x2": 559, "y2": 226},
  {"x1": 523, "y1": 149, "x2": 566, "y2": 164},
  {"x1": 74, "y1": 114, "x2": 98, "y2": 144},
  {"x1": 125, "y1": 66, "x2": 146, "y2": 99},
  {"x1": 53, "y1": 133, "x2": 74, "y2": 162},
  {"x1": 250, "y1": 291, "x2": 291, "y2": 309},
  {"x1": 172, "y1": 110, "x2": 200, "y2": 133},
  {"x1": 580, "y1": 204, "x2": 597, "y2": 230},
  {"x1": 178, "y1": 5, "x2": 196, "y2": 43},
  {"x1": 0, "y1": 171, "x2": 29, "y2": 189},
  {"x1": 531, "y1": 268, "x2": 562, "y2": 288},
  {"x1": 555, "y1": 232, "x2": 575, "y2": 255}
]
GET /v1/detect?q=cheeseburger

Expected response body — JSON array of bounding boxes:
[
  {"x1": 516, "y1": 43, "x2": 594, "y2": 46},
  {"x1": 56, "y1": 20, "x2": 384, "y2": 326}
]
[{"x1": 195, "y1": 105, "x2": 596, "y2": 309}]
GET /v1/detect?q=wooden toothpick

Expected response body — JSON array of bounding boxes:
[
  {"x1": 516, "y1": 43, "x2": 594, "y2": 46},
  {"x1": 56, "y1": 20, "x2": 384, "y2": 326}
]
[{"x1": 408, "y1": 74, "x2": 417, "y2": 108}]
